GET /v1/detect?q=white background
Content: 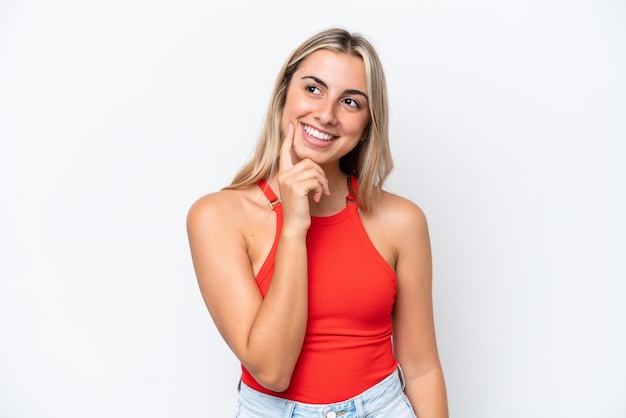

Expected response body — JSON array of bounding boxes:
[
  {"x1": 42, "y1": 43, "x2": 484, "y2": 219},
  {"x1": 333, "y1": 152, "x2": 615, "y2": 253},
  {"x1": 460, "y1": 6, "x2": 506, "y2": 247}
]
[{"x1": 1, "y1": 1, "x2": 624, "y2": 417}]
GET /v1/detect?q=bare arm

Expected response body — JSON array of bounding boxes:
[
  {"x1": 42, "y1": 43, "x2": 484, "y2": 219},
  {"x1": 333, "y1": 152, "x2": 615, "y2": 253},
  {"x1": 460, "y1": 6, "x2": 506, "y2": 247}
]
[
  {"x1": 390, "y1": 198, "x2": 448, "y2": 417},
  {"x1": 187, "y1": 124, "x2": 329, "y2": 391}
]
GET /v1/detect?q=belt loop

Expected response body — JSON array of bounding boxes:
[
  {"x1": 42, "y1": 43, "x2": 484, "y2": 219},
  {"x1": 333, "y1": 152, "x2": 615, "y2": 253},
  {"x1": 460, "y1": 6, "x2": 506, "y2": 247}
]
[
  {"x1": 354, "y1": 397, "x2": 366, "y2": 417},
  {"x1": 282, "y1": 401, "x2": 295, "y2": 418},
  {"x1": 397, "y1": 365, "x2": 406, "y2": 390}
]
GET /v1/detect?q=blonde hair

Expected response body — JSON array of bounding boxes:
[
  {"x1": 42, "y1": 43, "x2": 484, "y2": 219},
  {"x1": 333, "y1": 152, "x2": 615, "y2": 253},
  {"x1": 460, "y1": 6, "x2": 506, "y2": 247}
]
[{"x1": 226, "y1": 28, "x2": 393, "y2": 211}]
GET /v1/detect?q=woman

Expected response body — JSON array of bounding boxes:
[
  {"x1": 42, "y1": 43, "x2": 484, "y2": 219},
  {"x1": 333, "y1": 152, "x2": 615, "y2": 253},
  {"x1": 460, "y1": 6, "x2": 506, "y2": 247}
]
[{"x1": 187, "y1": 28, "x2": 448, "y2": 418}]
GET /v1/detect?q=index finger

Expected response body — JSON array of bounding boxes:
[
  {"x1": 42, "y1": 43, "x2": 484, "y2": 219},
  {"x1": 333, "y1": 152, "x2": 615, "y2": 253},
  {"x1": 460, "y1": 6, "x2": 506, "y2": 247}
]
[{"x1": 278, "y1": 123, "x2": 295, "y2": 172}]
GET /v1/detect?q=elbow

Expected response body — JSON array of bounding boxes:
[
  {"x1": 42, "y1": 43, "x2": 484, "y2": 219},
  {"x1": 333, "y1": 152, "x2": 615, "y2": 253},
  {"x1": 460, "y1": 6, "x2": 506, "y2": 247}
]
[
  {"x1": 251, "y1": 370, "x2": 293, "y2": 393},
  {"x1": 264, "y1": 380, "x2": 291, "y2": 393},
  {"x1": 242, "y1": 349, "x2": 300, "y2": 392}
]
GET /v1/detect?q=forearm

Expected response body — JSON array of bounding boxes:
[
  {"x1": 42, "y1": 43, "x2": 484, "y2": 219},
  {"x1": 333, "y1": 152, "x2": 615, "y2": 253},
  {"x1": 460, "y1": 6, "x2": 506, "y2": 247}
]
[
  {"x1": 245, "y1": 230, "x2": 308, "y2": 390},
  {"x1": 405, "y1": 367, "x2": 448, "y2": 418}
]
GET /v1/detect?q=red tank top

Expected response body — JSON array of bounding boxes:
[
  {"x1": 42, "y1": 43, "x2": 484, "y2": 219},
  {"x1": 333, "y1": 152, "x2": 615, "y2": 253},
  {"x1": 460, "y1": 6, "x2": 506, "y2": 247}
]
[{"x1": 241, "y1": 177, "x2": 398, "y2": 403}]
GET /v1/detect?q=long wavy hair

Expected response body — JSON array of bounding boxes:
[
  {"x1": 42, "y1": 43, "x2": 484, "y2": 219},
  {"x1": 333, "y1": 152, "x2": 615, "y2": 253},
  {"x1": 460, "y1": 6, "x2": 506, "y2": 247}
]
[{"x1": 225, "y1": 27, "x2": 393, "y2": 211}]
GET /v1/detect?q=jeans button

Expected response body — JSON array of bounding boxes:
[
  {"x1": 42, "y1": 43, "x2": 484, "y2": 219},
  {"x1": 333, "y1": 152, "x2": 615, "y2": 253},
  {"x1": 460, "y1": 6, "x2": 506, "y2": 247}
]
[{"x1": 326, "y1": 412, "x2": 336, "y2": 418}]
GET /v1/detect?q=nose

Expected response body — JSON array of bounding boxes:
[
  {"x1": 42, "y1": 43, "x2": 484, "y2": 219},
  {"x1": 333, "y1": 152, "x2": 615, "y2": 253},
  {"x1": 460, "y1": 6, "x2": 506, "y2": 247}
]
[{"x1": 314, "y1": 100, "x2": 337, "y2": 125}]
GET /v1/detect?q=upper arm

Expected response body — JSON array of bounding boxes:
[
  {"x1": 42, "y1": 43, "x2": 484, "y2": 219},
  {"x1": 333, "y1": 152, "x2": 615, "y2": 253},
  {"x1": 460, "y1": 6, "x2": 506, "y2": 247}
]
[
  {"x1": 389, "y1": 199, "x2": 441, "y2": 376},
  {"x1": 186, "y1": 193, "x2": 263, "y2": 363}
]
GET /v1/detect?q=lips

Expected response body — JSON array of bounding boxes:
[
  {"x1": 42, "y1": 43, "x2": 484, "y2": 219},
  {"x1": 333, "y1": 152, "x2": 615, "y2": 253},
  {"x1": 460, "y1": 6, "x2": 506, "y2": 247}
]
[{"x1": 302, "y1": 124, "x2": 336, "y2": 142}]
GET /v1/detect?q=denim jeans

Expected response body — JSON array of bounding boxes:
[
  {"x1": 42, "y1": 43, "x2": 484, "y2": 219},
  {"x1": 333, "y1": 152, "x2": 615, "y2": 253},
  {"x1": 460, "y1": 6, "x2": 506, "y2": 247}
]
[{"x1": 235, "y1": 367, "x2": 417, "y2": 418}]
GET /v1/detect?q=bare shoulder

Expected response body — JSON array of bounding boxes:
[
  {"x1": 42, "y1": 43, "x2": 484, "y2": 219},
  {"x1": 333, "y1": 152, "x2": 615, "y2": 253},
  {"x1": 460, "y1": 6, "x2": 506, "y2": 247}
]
[
  {"x1": 359, "y1": 190, "x2": 429, "y2": 269},
  {"x1": 370, "y1": 190, "x2": 429, "y2": 234},
  {"x1": 187, "y1": 185, "x2": 264, "y2": 231},
  {"x1": 187, "y1": 184, "x2": 276, "y2": 276}
]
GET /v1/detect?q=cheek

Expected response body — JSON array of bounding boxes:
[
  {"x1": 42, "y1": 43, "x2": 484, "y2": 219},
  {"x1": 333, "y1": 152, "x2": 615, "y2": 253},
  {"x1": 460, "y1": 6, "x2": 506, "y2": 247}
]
[
  {"x1": 280, "y1": 110, "x2": 289, "y2": 131},
  {"x1": 351, "y1": 116, "x2": 371, "y2": 138},
  {"x1": 282, "y1": 96, "x2": 299, "y2": 124},
  {"x1": 361, "y1": 119, "x2": 371, "y2": 140},
  {"x1": 281, "y1": 95, "x2": 297, "y2": 130}
]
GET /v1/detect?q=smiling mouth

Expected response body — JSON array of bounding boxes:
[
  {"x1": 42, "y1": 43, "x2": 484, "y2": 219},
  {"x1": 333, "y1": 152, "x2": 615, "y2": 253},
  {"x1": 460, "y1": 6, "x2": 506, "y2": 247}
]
[{"x1": 303, "y1": 124, "x2": 337, "y2": 142}]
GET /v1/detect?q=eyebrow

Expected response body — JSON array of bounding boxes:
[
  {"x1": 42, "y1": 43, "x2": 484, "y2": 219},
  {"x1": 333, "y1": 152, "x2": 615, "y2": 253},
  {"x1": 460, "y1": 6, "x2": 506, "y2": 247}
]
[{"x1": 301, "y1": 76, "x2": 369, "y2": 101}]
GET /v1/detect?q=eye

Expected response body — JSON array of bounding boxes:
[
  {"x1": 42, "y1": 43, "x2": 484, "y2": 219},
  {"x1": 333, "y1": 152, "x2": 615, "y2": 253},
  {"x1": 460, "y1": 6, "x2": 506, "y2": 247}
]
[
  {"x1": 343, "y1": 97, "x2": 361, "y2": 109},
  {"x1": 305, "y1": 85, "x2": 322, "y2": 95}
]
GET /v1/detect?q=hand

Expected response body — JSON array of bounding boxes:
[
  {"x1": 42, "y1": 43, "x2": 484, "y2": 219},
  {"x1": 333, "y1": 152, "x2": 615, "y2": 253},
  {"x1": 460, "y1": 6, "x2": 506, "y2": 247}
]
[{"x1": 277, "y1": 123, "x2": 330, "y2": 231}]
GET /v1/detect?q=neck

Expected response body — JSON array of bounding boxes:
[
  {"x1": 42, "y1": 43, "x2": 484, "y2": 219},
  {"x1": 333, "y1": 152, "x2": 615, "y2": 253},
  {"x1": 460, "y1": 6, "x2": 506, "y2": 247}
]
[
  {"x1": 308, "y1": 169, "x2": 350, "y2": 216},
  {"x1": 319, "y1": 163, "x2": 348, "y2": 188}
]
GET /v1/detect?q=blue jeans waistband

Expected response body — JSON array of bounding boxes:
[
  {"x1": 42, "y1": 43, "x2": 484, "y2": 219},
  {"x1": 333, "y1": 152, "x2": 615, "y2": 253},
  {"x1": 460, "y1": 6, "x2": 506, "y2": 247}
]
[{"x1": 236, "y1": 366, "x2": 413, "y2": 418}]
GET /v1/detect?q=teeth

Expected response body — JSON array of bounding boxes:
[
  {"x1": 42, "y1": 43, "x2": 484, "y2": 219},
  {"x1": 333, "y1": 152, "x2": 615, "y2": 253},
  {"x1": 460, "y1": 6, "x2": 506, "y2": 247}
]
[{"x1": 303, "y1": 124, "x2": 335, "y2": 141}]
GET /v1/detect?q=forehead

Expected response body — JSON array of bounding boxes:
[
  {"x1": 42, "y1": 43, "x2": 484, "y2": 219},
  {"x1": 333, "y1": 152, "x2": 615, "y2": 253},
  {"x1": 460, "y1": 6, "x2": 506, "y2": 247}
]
[{"x1": 294, "y1": 49, "x2": 367, "y2": 92}]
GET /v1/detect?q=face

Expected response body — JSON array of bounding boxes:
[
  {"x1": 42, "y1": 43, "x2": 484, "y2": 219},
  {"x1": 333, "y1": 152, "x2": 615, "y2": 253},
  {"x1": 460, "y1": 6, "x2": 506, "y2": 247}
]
[{"x1": 281, "y1": 49, "x2": 371, "y2": 169}]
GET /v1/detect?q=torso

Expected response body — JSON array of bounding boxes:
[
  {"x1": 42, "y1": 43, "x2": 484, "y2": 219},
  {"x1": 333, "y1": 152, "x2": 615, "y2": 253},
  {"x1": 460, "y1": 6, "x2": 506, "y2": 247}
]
[
  {"x1": 240, "y1": 177, "x2": 399, "y2": 402},
  {"x1": 191, "y1": 176, "x2": 430, "y2": 404}
]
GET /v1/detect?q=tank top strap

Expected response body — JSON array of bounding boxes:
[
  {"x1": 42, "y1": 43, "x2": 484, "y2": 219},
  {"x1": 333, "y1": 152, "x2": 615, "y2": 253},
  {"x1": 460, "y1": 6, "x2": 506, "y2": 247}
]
[
  {"x1": 346, "y1": 175, "x2": 358, "y2": 205},
  {"x1": 257, "y1": 179, "x2": 282, "y2": 210}
]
